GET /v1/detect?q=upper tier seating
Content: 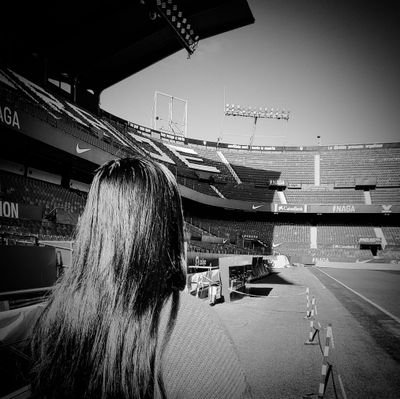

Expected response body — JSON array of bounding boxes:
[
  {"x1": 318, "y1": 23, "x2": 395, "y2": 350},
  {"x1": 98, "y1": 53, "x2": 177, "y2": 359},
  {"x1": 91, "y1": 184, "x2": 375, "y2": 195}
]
[
  {"x1": 0, "y1": 71, "x2": 133, "y2": 158},
  {"x1": 370, "y1": 188, "x2": 400, "y2": 204},
  {"x1": 222, "y1": 150, "x2": 315, "y2": 185},
  {"x1": 186, "y1": 145, "x2": 235, "y2": 182},
  {"x1": 177, "y1": 176, "x2": 219, "y2": 197},
  {"x1": 285, "y1": 189, "x2": 365, "y2": 204},
  {"x1": 214, "y1": 183, "x2": 280, "y2": 202},
  {"x1": 320, "y1": 148, "x2": 400, "y2": 187},
  {"x1": 3, "y1": 68, "x2": 400, "y2": 207}
]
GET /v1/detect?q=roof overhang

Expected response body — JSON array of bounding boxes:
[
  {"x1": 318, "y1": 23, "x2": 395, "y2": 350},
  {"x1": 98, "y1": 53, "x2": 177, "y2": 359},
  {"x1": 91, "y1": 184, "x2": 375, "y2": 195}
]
[{"x1": 1, "y1": 0, "x2": 254, "y2": 93}]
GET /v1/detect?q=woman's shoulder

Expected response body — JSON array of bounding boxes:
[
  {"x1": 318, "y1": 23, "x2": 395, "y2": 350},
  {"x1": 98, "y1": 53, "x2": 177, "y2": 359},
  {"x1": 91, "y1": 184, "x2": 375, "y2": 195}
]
[
  {"x1": 177, "y1": 292, "x2": 225, "y2": 327},
  {"x1": 160, "y1": 292, "x2": 252, "y2": 399}
]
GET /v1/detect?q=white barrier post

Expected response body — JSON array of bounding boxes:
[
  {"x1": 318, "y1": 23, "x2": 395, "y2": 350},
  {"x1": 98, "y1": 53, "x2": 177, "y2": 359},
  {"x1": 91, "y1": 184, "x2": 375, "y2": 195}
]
[
  {"x1": 304, "y1": 319, "x2": 319, "y2": 345},
  {"x1": 310, "y1": 296, "x2": 316, "y2": 319},
  {"x1": 305, "y1": 287, "x2": 311, "y2": 318},
  {"x1": 317, "y1": 324, "x2": 333, "y2": 398}
]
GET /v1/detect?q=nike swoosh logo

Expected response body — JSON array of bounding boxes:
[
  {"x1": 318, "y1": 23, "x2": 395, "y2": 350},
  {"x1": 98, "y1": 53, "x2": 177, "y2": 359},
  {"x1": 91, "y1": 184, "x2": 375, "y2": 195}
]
[
  {"x1": 76, "y1": 144, "x2": 91, "y2": 154},
  {"x1": 272, "y1": 243, "x2": 282, "y2": 248},
  {"x1": 252, "y1": 204, "x2": 263, "y2": 210}
]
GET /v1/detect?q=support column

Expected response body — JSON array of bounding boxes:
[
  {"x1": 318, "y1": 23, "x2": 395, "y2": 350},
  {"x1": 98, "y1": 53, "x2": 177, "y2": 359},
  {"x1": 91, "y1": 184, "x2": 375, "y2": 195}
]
[{"x1": 314, "y1": 154, "x2": 320, "y2": 186}]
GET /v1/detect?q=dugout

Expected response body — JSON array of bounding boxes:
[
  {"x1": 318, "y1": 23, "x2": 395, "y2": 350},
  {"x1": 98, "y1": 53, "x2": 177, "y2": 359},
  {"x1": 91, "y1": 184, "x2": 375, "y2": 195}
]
[{"x1": 358, "y1": 237, "x2": 382, "y2": 256}]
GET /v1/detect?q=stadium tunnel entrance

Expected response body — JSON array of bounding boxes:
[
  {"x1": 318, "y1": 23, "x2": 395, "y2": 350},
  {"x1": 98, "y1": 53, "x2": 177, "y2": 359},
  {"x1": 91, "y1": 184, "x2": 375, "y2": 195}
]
[{"x1": 359, "y1": 238, "x2": 382, "y2": 256}]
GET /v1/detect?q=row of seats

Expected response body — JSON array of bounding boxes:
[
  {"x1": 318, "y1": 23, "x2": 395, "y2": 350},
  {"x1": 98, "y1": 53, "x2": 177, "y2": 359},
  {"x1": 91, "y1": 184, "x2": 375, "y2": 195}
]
[
  {"x1": 223, "y1": 150, "x2": 314, "y2": 185},
  {"x1": 370, "y1": 188, "x2": 400, "y2": 205},
  {"x1": 381, "y1": 226, "x2": 400, "y2": 246},
  {"x1": 319, "y1": 148, "x2": 400, "y2": 187},
  {"x1": 3, "y1": 81, "x2": 400, "y2": 205},
  {"x1": 3, "y1": 70, "x2": 400, "y2": 194},
  {"x1": 0, "y1": 217, "x2": 75, "y2": 240},
  {"x1": 164, "y1": 143, "x2": 400, "y2": 189},
  {"x1": 2, "y1": 213, "x2": 399, "y2": 261},
  {"x1": 180, "y1": 177, "x2": 398, "y2": 204},
  {"x1": 189, "y1": 217, "x2": 399, "y2": 249},
  {"x1": 285, "y1": 189, "x2": 365, "y2": 204},
  {"x1": 308, "y1": 247, "x2": 374, "y2": 260},
  {"x1": 184, "y1": 221, "x2": 255, "y2": 255},
  {"x1": 378, "y1": 248, "x2": 400, "y2": 259},
  {"x1": 215, "y1": 182, "x2": 280, "y2": 202},
  {"x1": 0, "y1": 171, "x2": 86, "y2": 216},
  {"x1": 317, "y1": 225, "x2": 376, "y2": 246},
  {"x1": 0, "y1": 83, "x2": 125, "y2": 160},
  {"x1": 188, "y1": 145, "x2": 235, "y2": 182},
  {"x1": 177, "y1": 176, "x2": 219, "y2": 197},
  {"x1": 4, "y1": 166, "x2": 398, "y2": 208},
  {"x1": 1, "y1": 169, "x2": 399, "y2": 252},
  {"x1": 188, "y1": 241, "x2": 257, "y2": 255}
]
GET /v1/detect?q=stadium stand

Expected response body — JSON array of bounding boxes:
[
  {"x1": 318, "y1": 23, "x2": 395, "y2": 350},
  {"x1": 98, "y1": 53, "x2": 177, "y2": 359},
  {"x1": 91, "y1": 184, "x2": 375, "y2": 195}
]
[
  {"x1": 320, "y1": 147, "x2": 400, "y2": 187},
  {"x1": 188, "y1": 144, "x2": 236, "y2": 182},
  {"x1": 223, "y1": 149, "x2": 314, "y2": 185},
  {"x1": 0, "y1": 217, "x2": 75, "y2": 241},
  {"x1": 0, "y1": 170, "x2": 84, "y2": 240},
  {"x1": 285, "y1": 188, "x2": 365, "y2": 204},
  {"x1": 370, "y1": 188, "x2": 400, "y2": 204},
  {"x1": 378, "y1": 248, "x2": 400, "y2": 260},
  {"x1": 0, "y1": 170, "x2": 86, "y2": 216},
  {"x1": 381, "y1": 226, "x2": 400, "y2": 247},
  {"x1": 177, "y1": 176, "x2": 220, "y2": 197},
  {"x1": 2, "y1": 68, "x2": 400, "y2": 210},
  {"x1": 0, "y1": 64, "x2": 399, "y2": 265},
  {"x1": 317, "y1": 224, "x2": 376, "y2": 246},
  {"x1": 215, "y1": 183, "x2": 279, "y2": 202}
]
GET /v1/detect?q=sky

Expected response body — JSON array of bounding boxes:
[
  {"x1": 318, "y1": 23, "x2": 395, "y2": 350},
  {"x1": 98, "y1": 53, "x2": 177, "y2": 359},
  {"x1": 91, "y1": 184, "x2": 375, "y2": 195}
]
[{"x1": 101, "y1": 0, "x2": 400, "y2": 147}]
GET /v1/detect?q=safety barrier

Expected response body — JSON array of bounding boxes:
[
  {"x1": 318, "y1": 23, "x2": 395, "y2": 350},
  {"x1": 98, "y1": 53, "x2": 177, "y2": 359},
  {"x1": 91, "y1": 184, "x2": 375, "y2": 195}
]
[{"x1": 303, "y1": 289, "x2": 347, "y2": 399}]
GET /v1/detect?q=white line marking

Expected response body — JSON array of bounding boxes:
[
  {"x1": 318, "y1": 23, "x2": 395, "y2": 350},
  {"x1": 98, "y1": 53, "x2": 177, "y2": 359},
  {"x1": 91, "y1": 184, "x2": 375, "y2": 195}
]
[
  {"x1": 338, "y1": 374, "x2": 348, "y2": 399},
  {"x1": 311, "y1": 272, "x2": 326, "y2": 288},
  {"x1": 317, "y1": 268, "x2": 400, "y2": 324}
]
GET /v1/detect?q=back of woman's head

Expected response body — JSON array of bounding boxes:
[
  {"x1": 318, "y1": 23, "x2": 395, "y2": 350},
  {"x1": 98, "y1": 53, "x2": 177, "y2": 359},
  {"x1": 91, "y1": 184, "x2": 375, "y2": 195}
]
[
  {"x1": 74, "y1": 156, "x2": 186, "y2": 305},
  {"x1": 31, "y1": 156, "x2": 186, "y2": 399}
]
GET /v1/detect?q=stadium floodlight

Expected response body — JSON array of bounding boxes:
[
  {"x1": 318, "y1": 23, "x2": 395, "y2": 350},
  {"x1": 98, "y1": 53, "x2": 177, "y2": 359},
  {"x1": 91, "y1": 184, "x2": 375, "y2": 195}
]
[
  {"x1": 147, "y1": 0, "x2": 199, "y2": 56},
  {"x1": 224, "y1": 103, "x2": 290, "y2": 146}
]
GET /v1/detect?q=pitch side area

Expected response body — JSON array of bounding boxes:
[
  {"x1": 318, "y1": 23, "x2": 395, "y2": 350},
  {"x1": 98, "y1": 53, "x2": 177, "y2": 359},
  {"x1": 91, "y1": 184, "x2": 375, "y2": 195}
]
[{"x1": 213, "y1": 263, "x2": 400, "y2": 398}]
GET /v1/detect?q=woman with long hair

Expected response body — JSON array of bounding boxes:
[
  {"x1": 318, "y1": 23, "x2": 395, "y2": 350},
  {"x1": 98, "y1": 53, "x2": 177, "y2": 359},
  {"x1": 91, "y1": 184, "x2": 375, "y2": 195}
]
[{"x1": 31, "y1": 156, "x2": 251, "y2": 399}]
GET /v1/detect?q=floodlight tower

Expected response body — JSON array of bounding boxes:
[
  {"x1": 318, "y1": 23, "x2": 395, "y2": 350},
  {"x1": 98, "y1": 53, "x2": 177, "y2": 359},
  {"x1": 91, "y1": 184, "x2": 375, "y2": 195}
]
[{"x1": 224, "y1": 104, "x2": 290, "y2": 146}]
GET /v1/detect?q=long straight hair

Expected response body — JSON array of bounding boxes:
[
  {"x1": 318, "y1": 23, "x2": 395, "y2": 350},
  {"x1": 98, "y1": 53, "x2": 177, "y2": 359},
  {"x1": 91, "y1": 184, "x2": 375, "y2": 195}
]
[{"x1": 31, "y1": 157, "x2": 186, "y2": 398}]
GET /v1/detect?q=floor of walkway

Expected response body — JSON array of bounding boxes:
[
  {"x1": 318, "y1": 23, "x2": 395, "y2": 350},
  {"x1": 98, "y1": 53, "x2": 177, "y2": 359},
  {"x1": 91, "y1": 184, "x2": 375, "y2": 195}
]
[{"x1": 212, "y1": 266, "x2": 400, "y2": 399}]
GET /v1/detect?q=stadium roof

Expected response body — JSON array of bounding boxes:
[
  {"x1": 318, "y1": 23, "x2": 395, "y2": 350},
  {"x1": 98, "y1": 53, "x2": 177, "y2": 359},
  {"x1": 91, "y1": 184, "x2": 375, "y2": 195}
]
[{"x1": 1, "y1": 0, "x2": 254, "y2": 94}]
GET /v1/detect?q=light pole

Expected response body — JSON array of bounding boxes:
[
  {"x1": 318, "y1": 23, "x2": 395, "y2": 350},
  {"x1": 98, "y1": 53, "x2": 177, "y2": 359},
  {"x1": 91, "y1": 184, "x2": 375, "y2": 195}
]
[{"x1": 224, "y1": 104, "x2": 290, "y2": 146}]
